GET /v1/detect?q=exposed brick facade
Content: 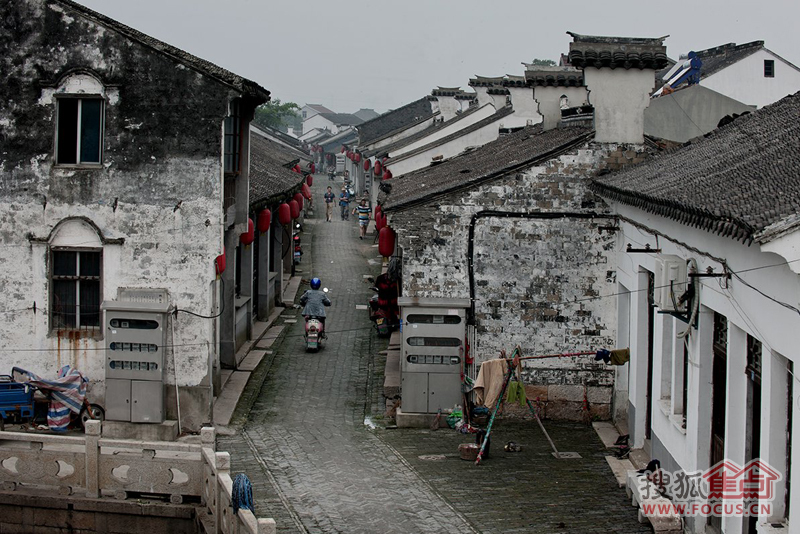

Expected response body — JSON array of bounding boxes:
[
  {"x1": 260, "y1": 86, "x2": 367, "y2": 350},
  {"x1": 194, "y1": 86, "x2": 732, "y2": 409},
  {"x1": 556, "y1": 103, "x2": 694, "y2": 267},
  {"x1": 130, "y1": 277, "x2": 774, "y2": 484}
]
[{"x1": 390, "y1": 143, "x2": 648, "y2": 420}]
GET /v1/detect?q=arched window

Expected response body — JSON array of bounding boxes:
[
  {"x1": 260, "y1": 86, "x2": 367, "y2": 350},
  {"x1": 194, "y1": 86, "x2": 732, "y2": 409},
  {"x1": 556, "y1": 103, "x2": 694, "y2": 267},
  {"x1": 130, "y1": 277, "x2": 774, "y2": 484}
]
[
  {"x1": 49, "y1": 219, "x2": 103, "y2": 332},
  {"x1": 50, "y1": 72, "x2": 107, "y2": 166}
]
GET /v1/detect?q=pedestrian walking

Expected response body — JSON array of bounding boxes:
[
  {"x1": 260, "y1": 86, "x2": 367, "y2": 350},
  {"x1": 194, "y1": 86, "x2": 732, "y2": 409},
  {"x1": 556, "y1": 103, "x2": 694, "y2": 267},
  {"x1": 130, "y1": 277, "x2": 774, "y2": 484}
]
[
  {"x1": 324, "y1": 186, "x2": 335, "y2": 222},
  {"x1": 353, "y1": 198, "x2": 370, "y2": 239},
  {"x1": 339, "y1": 187, "x2": 350, "y2": 220}
]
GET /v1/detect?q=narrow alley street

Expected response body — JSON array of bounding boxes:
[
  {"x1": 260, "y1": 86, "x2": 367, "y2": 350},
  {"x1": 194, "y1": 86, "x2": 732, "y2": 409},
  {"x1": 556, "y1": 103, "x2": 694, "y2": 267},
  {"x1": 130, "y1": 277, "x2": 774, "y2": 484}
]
[{"x1": 217, "y1": 177, "x2": 650, "y2": 534}]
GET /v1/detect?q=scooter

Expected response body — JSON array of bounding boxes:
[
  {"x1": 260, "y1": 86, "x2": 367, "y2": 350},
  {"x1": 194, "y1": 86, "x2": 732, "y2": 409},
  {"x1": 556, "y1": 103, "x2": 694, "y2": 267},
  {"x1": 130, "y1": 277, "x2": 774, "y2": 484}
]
[
  {"x1": 304, "y1": 316, "x2": 325, "y2": 352},
  {"x1": 293, "y1": 232, "x2": 302, "y2": 265}
]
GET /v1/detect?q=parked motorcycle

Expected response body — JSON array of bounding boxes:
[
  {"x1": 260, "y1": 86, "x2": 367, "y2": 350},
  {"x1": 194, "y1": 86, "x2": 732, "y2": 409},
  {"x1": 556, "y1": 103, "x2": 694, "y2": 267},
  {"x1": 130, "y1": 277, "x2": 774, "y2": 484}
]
[
  {"x1": 367, "y1": 274, "x2": 399, "y2": 337},
  {"x1": 293, "y1": 232, "x2": 302, "y2": 264}
]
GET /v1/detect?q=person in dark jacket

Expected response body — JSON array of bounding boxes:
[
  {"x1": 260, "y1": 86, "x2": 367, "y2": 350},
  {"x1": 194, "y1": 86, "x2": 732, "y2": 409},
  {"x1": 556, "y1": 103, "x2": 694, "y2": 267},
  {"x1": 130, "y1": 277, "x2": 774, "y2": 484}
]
[{"x1": 300, "y1": 277, "x2": 331, "y2": 329}]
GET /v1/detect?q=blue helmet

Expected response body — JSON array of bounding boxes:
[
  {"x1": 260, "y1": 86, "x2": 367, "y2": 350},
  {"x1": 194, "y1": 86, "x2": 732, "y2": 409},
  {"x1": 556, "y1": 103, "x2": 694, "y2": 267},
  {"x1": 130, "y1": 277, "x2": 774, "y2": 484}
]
[{"x1": 310, "y1": 277, "x2": 321, "y2": 290}]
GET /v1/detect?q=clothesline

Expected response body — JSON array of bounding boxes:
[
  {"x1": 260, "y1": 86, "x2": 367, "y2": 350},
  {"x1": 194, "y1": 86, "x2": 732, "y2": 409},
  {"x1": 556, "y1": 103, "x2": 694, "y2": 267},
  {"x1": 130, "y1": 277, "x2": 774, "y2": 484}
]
[{"x1": 504, "y1": 350, "x2": 596, "y2": 361}]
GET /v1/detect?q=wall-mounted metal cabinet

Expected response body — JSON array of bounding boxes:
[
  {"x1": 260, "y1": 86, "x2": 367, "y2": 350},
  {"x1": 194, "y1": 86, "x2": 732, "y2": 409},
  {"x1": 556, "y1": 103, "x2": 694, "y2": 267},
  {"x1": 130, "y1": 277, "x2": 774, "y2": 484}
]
[
  {"x1": 102, "y1": 289, "x2": 171, "y2": 424},
  {"x1": 398, "y1": 297, "x2": 470, "y2": 414}
]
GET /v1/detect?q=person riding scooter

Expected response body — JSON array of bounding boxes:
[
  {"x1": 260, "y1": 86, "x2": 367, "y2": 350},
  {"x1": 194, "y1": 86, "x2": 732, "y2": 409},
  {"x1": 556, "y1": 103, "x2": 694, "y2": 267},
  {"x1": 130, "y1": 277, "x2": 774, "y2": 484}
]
[{"x1": 300, "y1": 277, "x2": 331, "y2": 336}]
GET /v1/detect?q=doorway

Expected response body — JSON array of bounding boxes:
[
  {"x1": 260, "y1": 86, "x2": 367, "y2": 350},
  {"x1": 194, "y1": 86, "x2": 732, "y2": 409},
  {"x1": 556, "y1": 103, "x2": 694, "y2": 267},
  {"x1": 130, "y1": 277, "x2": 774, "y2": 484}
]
[{"x1": 709, "y1": 312, "x2": 728, "y2": 533}]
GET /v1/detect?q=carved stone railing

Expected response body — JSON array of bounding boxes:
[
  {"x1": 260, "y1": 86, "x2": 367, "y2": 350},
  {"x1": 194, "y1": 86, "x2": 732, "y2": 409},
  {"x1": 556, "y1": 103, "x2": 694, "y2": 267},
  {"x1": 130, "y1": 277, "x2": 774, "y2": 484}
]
[{"x1": 0, "y1": 421, "x2": 275, "y2": 534}]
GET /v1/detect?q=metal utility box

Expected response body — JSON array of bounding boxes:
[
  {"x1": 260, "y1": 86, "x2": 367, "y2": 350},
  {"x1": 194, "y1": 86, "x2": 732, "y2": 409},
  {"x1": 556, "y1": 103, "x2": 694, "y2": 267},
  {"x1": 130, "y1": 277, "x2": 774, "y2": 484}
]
[
  {"x1": 102, "y1": 289, "x2": 172, "y2": 423},
  {"x1": 399, "y1": 297, "x2": 470, "y2": 414},
  {"x1": 654, "y1": 255, "x2": 688, "y2": 312}
]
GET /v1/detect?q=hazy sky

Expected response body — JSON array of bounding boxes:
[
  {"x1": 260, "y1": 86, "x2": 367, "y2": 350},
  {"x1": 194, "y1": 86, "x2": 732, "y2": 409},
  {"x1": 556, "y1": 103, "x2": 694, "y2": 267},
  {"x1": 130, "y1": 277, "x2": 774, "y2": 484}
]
[{"x1": 76, "y1": 0, "x2": 800, "y2": 114}]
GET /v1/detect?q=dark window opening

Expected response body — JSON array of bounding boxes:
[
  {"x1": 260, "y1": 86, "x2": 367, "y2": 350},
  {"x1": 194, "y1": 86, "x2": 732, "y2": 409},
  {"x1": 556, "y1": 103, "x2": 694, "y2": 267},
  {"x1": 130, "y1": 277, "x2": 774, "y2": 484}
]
[
  {"x1": 51, "y1": 249, "x2": 101, "y2": 330},
  {"x1": 406, "y1": 337, "x2": 461, "y2": 347},
  {"x1": 406, "y1": 314, "x2": 461, "y2": 325},
  {"x1": 56, "y1": 97, "x2": 103, "y2": 165},
  {"x1": 764, "y1": 59, "x2": 775, "y2": 78},
  {"x1": 746, "y1": 335, "x2": 762, "y2": 385},
  {"x1": 224, "y1": 100, "x2": 242, "y2": 174}
]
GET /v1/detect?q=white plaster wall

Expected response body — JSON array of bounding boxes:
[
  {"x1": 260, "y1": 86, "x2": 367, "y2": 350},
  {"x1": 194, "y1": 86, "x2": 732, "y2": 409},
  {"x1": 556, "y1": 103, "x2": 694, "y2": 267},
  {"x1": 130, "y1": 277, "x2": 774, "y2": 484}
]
[
  {"x1": 584, "y1": 67, "x2": 655, "y2": 143},
  {"x1": 473, "y1": 87, "x2": 491, "y2": 107},
  {"x1": 532, "y1": 86, "x2": 591, "y2": 131},
  {"x1": 303, "y1": 114, "x2": 338, "y2": 135},
  {"x1": 389, "y1": 103, "x2": 496, "y2": 159},
  {"x1": 386, "y1": 121, "x2": 501, "y2": 177},
  {"x1": 502, "y1": 87, "x2": 543, "y2": 130},
  {"x1": 612, "y1": 202, "x2": 799, "y2": 527},
  {"x1": 702, "y1": 49, "x2": 800, "y2": 109},
  {"x1": 435, "y1": 97, "x2": 461, "y2": 122},
  {"x1": 1, "y1": 186, "x2": 221, "y2": 391}
]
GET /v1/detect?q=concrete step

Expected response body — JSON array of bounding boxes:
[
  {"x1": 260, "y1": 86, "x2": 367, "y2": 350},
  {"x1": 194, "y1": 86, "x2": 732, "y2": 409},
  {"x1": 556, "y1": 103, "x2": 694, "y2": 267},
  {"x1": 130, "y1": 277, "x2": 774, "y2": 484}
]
[
  {"x1": 605, "y1": 455, "x2": 635, "y2": 487},
  {"x1": 212, "y1": 371, "x2": 250, "y2": 426},
  {"x1": 238, "y1": 350, "x2": 266, "y2": 372},
  {"x1": 383, "y1": 349, "x2": 401, "y2": 399}
]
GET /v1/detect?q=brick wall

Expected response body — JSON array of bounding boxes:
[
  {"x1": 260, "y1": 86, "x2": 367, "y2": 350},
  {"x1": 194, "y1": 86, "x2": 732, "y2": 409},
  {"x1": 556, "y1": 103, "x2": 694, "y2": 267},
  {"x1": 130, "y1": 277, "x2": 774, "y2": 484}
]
[{"x1": 390, "y1": 143, "x2": 646, "y2": 420}]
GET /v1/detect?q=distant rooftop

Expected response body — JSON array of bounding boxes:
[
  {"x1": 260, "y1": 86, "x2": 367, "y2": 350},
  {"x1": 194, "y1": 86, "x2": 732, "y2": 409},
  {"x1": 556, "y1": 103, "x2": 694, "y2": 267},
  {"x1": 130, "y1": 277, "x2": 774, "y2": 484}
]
[{"x1": 357, "y1": 98, "x2": 435, "y2": 146}]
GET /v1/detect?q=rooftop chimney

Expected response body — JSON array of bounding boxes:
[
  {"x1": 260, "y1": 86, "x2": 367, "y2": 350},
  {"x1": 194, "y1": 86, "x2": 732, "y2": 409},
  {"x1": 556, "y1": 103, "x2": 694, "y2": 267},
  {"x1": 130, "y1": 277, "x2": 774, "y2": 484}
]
[{"x1": 567, "y1": 32, "x2": 669, "y2": 143}]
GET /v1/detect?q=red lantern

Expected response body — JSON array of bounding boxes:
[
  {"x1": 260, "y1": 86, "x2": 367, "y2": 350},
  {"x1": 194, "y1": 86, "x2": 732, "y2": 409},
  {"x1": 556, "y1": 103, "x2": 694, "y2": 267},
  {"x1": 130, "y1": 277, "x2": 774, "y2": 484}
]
[
  {"x1": 374, "y1": 204, "x2": 381, "y2": 219},
  {"x1": 289, "y1": 199, "x2": 300, "y2": 219},
  {"x1": 383, "y1": 169, "x2": 393, "y2": 181},
  {"x1": 302, "y1": 184, "x2": 311, "y2": 199},
  {"x1": 214, "y1": 248, "x2": 226, "y2": 276},
  {"x1": 292, "y1": 164, "x2": 301, "y2": 173},
  {"x1": 378, "y1": 226, "x2": 396, "y2": 257},
  {"x1": 240, "y1": 218, "x2": 255, "y2": 245},
  {"x1": 293, "y1": 192, "x2": 304, "y2": 208},
  {"x1": 310, "y1": 163, "x2": 316, "y2": 174},
  {"x1": 374, "y1": 211, "x2": 383, "y2": 231},
  {"x1": 257, "y1": 209, "x2": 271, "y2": 233},
  {"x1": 306, "y1": 174, "x2": 313, "y2": 186},
  {"x1": 341, "y1": 147, "x2": 346, "y2": 154},
  {"x1": 374, "y1": 160, "x2": 382, "y2": 175},
  {"x1": 278, "y1": 203, "x2": 291, "y2": 225},
  {"x1": 364, "y1": 159, "x2": 371, "y2": 171},
  {"x1": 354, "y1": 153, "x2": 361, "y2": 163}
]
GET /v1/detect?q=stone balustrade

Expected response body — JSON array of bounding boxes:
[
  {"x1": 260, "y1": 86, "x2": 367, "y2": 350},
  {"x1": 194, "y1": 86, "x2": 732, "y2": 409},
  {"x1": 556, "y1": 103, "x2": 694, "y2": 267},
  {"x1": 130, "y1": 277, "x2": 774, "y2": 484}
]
[{"x1": 0, "y1": 421, "x2": 275, "y2": 534}]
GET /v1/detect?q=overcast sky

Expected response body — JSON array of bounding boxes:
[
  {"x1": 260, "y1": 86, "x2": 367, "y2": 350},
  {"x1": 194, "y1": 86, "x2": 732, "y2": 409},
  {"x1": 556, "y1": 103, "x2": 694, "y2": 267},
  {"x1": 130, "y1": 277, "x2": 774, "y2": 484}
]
[{"x1": 76, "y1": 0, "x2": 800, "y2": 114}]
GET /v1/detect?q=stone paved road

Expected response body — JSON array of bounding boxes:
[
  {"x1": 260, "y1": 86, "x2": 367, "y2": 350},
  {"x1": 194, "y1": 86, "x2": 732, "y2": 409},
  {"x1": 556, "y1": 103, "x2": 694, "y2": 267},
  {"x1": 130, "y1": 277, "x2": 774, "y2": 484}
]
[{"x1": 218, "y1": 177, "x2": 651, "y2": 533}]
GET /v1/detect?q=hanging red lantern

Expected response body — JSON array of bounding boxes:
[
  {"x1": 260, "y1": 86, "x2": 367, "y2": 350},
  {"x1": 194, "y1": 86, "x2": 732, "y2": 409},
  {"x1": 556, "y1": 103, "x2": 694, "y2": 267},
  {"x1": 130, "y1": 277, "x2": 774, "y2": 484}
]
[
  {"x1": 293, "y1": 192, "x2": 304, "y2": 208},
  {"x1": 374, "y1": 160, "x2": 382, "y2": 175},
  {"x1": 240, "y1": 218, "x2": 255, "y2": 245},
  {"x1": 341, "y1": 147, "x2": 346, "y2": 154},
  {"x1": 364, "y1": 159, "x2": 371, "y2": 171},
  {"x1": 378, "y1": 226, "x2": 396, "y2": 257},
  {"x1": 257, "y1": 209, "x2": 271, "y2": 233},
  {"x1": 354, "y1": 153, "x2": 361, "y2": 163},
  {"x1": 301, "y1": 184, "x2": 312, "y2": 199},
  {"x1": 214, "y1": 248, "x2": 226, "y2": 276},
  {"x1": 278, "y1": 202, "x2": 291, "y2": 225},
  {"x1": 374, "y1": 211, "x2": 384, "y2": 231},
  {"x1": 383, "y1": 169, "x2": 393, "y2": 181},
  {"x1": 310, "y1": 163, "x2": 316, "y2": 174},
  {"x1": 374, "y1": 204, "x2": 382, "y2": 220},
  {"x1": 306, "y1": 174, "x2": 313, "y2": 186},
  {"x1": 292, "y1": 164, "x2": 301, "y2": 173},
  {"x1": 289, "y1": 199, "x2": 300, "y2": 219}
]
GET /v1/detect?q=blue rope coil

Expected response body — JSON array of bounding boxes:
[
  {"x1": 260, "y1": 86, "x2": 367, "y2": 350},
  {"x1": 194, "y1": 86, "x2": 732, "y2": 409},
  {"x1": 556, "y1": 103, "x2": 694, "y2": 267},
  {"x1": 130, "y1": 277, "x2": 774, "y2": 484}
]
[{"x1": 232, "y1": 473, "x2": 254, "y2": 515}]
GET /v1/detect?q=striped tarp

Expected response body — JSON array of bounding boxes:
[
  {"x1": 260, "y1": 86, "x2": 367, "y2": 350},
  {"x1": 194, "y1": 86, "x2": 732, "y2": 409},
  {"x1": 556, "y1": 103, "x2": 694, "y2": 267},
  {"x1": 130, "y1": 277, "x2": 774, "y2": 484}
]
[{"x1": 16, "y1": 366, "x2": 87, "y2": 432}]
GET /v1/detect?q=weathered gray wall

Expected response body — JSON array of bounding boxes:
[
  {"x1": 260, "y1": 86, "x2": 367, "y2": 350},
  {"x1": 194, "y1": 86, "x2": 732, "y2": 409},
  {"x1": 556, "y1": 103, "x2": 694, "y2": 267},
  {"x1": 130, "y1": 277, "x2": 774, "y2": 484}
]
[
  {"x1": 391, "y1": 144, "x2": 648, "y2": 420},
  {"x1": 0, "y1": 0, "x2": 240, "y2": 428}
]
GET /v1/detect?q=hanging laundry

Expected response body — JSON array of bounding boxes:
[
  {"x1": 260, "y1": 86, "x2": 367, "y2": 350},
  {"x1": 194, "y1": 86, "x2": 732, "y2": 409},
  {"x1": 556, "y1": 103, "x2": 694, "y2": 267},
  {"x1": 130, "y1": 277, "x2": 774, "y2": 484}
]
[
  {"x1": 474, "y1": 358, "x2": 509, "y2": 408},
  {"x1": 595, "y1": 348, "x2": 630, "y2": 365},
  {"x1": 506, "y1": 381, "x2": 527, "y2": 406}
]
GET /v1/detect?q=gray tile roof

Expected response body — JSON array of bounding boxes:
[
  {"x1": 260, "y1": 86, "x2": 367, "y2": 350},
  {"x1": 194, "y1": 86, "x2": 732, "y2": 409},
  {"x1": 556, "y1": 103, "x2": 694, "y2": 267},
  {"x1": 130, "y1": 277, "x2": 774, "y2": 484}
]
[
  {"x1": 250, "y1": 131, "x2": 306, "y2": 209},
  {"x1": 591, "y1": 91, "x2": 800, "y2": 243},
  {"x1": 382, "y1": 125, "x2": 594, "y2": 212},
  {"x1": 353, "y1": 108, "x2": 380, "y2": 121},
  {"x1": 55, "y1": 0, "x2": 269, "y2": 102},
  {"x1": 318, "y1": 113, "x2": 364, "y2": 127},
  {"x1": 567, "y1": 32, "x2": 669, "y2": 70},
  {"x1": 525, "y1": 69, "x2": 584, "y2": 87},
  {"x1": 357, "y1": 98, "x2": 435, "y2": 146}
]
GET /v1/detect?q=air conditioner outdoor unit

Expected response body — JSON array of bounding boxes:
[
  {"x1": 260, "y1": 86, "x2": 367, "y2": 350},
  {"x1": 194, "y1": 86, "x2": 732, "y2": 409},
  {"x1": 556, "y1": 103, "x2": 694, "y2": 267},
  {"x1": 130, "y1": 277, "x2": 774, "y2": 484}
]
[{"x1": 654, "y1": 255, "x2": 688, "y2": 312}]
